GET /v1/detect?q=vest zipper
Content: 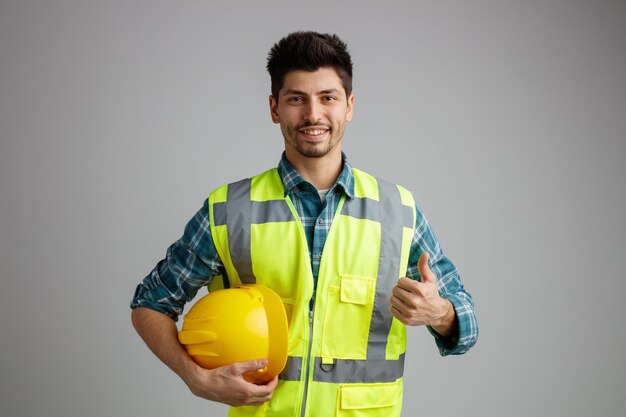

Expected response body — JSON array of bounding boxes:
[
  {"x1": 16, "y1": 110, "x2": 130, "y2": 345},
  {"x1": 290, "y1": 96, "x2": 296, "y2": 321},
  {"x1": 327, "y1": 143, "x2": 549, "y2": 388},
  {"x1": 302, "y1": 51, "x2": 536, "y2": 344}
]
[{"x1": 299, "y1": 308, "x2": 314, "y2": 417}]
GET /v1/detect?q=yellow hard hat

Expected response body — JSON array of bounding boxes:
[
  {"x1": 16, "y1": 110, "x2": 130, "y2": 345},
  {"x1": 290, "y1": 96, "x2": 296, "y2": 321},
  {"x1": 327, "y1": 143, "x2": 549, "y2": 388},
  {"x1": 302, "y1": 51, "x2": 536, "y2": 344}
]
[{"x1": 178, "y1": 284, "x2": 288, "y2": 384}]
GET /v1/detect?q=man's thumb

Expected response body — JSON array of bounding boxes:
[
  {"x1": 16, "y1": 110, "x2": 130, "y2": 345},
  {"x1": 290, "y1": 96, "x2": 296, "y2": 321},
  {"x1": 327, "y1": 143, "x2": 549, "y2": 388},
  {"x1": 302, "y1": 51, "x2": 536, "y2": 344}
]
[{"x1": 418, "y1": 252, "x2": 436, "y2": 283}]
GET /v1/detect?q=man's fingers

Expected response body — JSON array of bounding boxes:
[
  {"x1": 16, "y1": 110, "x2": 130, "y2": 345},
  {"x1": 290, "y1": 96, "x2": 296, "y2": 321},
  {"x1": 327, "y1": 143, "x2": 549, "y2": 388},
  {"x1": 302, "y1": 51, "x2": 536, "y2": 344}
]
[
  {"x1": 248, "y1": 381, "x2": 275, "y2": 397},
  {"x1": 231, "y1": 359, "x2": 268, "y2": 375},
  {"x1": 237, "y1": 369, "x2": 276, "y2": 406},
  {"x1": 389, "y1": 301, "x2": 408, "y2": 320},
  {"x1": 246, "y1": 377, "x2": 278, "y2": 404},
  {"x1": 389, "y1": 293, "x2": 407, "y2": 312},
  {"x1": 395, "y1": 276, "x2": 419, "y2": 293},
  {"x1": 395, "y1": 277, "x2": 431, "y2": 300},
  {"x1": 266, "y1": 376, "x2": 279, "y2": 389},
  {"x1": 389, "y1": 301, "x2": 424, "y2": 326},
  {"x1": 389, "y1": 303, "x2": 403, "y2": 321}
]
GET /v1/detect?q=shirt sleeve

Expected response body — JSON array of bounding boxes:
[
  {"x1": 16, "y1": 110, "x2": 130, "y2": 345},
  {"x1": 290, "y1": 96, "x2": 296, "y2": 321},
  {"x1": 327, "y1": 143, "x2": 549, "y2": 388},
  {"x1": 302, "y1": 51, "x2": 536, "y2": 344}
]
[
  {"x1": 130, "y1": 199, "x2": 225, "y2": 321},
  {"x1": 405, "y1": 204, "x2": 479, "y2": 356}
]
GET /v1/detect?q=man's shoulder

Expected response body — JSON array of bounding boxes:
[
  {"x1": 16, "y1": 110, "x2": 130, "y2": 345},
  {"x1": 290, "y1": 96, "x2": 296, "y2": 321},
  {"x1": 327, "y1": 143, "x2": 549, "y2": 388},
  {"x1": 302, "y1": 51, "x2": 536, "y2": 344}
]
[
  {"x1": 350, "y1": 167, "x2": 414, "y2": 200},
  {"x1": 213, "y1": 167, "x2": 278, "y2": 187},
  {"x1": 208, "y1": 167, "x2": 282, "y2": 202}
]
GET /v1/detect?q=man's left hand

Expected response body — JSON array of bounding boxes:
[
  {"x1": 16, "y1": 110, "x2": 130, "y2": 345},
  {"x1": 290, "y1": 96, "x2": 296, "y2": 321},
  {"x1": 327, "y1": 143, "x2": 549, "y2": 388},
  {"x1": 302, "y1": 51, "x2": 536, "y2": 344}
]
[{"x1": 389, "y1": 252, "x2": 456, "y2": 334}]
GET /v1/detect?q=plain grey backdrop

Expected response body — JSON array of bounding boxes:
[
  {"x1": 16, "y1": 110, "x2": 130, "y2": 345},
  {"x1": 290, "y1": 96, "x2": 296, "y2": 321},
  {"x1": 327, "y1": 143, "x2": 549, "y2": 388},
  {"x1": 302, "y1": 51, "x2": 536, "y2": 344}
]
[{"x1": 1, "y1": 1, "x2": 625, "y2": 416}]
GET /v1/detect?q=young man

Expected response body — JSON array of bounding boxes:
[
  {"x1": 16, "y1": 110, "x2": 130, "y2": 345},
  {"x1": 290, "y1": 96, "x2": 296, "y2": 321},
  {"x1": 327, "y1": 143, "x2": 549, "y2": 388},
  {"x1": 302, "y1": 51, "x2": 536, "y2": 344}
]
[{"x1": 131, "y1": 31, "x2": 478, "y2": 416}]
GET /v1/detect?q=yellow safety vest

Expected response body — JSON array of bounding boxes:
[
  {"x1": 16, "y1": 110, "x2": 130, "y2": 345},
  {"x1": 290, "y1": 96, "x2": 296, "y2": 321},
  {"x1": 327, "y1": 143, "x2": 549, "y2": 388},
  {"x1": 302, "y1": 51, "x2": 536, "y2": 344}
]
[{"x1": 208, "y1": 167, "x2": 416, "y2": 417}]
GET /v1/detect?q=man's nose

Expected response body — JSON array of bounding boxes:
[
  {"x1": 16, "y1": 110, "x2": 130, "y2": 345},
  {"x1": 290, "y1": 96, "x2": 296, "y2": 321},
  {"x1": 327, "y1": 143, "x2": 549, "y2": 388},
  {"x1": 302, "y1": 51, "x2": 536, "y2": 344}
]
[{"x1": 303, "y1": 100, "x2": 322, "y2": 123}]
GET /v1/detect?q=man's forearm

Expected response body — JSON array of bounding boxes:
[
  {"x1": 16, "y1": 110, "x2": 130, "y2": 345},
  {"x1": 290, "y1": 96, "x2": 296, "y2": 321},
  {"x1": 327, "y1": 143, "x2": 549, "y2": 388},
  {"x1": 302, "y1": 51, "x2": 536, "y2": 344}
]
[
  {"x1": 131, "y1": 307, "x2": 198, "y2": 384},
  {"x1": 131, "y1": 307, "x2": 278, "y2": 406}
]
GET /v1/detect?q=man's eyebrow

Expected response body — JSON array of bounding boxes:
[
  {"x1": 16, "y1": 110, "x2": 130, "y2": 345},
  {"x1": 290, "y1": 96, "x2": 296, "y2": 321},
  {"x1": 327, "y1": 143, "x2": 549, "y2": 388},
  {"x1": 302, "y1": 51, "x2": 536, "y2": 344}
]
[
  {"x1": 283, "y1": 89, "x2": 307, "y2": 96},
  {"x1": 283, "y1": 88, "x2": 342, "y2": 96}
]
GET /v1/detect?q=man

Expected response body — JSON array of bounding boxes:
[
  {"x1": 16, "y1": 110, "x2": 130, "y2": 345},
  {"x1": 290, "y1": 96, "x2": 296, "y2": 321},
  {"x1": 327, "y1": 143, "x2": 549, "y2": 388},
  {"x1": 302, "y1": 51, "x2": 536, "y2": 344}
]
[{"x1": 131, "y1": 31, "x2": 478, "y2": 416}]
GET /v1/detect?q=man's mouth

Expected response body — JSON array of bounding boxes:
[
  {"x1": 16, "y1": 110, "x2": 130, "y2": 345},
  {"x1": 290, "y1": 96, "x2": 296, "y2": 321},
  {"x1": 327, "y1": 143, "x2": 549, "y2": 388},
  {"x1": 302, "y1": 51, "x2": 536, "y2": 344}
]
[
  {"x1": 298, "y1": 126, "x2": 329, "y2": 138},
  {"x1": 301, "y1": 129, "x2": 327, "y2": 135}
]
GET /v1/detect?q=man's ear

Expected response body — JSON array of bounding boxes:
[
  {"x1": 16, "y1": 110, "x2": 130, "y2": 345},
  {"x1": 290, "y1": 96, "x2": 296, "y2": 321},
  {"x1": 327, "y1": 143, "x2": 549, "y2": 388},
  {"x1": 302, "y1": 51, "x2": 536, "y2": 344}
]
[
  {"x1": 346, "y1": 94, "x2": 355, "y2": 122},
  {"x1": 269, "y1": 95, "x2": 280, "y2": 124}
]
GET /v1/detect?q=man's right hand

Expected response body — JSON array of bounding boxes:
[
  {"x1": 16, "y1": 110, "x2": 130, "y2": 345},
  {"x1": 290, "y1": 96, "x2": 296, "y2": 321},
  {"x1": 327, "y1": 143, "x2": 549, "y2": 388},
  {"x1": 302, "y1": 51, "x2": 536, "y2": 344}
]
[
  {"x1": 184, "y1": 359, "x2": 279, "y2": 407},
  {"x1": 131, "y1": 307, "x2": 278, "y2": 407}
]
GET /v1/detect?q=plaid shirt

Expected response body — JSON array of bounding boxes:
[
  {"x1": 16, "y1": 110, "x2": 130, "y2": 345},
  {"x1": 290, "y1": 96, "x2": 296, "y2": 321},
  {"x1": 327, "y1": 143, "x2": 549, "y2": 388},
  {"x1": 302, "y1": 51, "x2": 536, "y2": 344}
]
[{"x1": 131, "y1": 153, "x2": 478, "y2": 355}]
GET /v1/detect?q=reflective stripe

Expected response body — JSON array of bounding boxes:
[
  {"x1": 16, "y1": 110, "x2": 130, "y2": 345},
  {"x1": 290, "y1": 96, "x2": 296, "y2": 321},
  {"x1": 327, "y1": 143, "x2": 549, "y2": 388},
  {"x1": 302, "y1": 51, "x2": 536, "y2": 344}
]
[
  {"x1": 226, "y1": 179, "x2": 255, "y2": 284},
  {"x1": 367, "y1": 180, "x2": 405, "y2": 360},
  {"x1": 342, "y1": 197, "x2": 413, "y2": 228},
  {"x1": 214, "y1": 200, "x2": 293, "y2": 226},
  {"x1": 279, "y1": 356, "x2": 303, "y2": 381},
  {"x1": 314, "y1": 354, "x2": 405, "y2": 383},
  {"x1": 251, "y1": 200, "x2": 294, "y2": 223},
  {"x1": 341, "y1": 197, "x2": 380, "y2": 222},
  {"x1": 279, "y1": 354, "x2": 405, "y2": 384},
  {"x1": 403, "y1": 205, "x2": 414, "y2": 229},
  {"x1": 213, "y1": 202, "x2": 227, "y2": 226}
]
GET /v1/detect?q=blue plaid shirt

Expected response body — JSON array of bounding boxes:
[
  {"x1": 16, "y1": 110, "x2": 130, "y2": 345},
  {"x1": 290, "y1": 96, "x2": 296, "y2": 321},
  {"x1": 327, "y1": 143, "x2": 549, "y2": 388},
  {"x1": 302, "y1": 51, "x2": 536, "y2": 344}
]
[{"x1": 131, "y1": 153, "x2": 478, "y2": 355}]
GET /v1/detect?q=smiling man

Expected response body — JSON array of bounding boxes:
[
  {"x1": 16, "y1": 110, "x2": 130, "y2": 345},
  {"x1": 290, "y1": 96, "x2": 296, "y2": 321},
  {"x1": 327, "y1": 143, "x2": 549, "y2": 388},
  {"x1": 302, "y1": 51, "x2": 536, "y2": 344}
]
[{"x1": 131, "y1": 31, "x2": 478, "y2": 417}]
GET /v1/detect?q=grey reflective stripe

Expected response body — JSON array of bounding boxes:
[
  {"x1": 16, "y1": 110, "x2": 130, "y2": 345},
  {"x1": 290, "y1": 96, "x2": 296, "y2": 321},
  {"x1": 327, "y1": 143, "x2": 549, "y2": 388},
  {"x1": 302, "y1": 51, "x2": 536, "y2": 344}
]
[
  {"x1": 214, "y1": 201, "x2": 293, "y2": 226},
  {"x1": 213, "y1": 202, "x2": 227, "y2": 226},
  {"x1": 367, "y1": 180, "x2": 405, "y2": 359},
  {"x1": 279, "y1": 354, "x2": 405, "y2": 383},
  {"x1": 313, "y1": 354, "x2": 405, "y2": 383},
  {"x1": 251, "y1": 200, "x2": 294, "y2": 223},
  {"x1": 226, "y1": 179, "x2": 255, "y2": 284},
  {"x1": 341, "y1": 197, "x2": 380, "y2": 222},
  {"x1": 278, "y1": 356, "x2": 303, "y2": 381},
  {"x1": 404, "y1": 204, "x2": 414, "y2": 228},
  {"x1": 341, "y1": 197, "x2": 413, "y2": 228}
]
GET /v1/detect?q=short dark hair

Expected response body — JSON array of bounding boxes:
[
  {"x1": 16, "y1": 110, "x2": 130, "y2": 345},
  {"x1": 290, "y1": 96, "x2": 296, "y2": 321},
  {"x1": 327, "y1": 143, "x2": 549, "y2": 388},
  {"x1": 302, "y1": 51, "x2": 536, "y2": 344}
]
[{"x1": 266, "y1": 31, "x2": 353, "y2": 100}]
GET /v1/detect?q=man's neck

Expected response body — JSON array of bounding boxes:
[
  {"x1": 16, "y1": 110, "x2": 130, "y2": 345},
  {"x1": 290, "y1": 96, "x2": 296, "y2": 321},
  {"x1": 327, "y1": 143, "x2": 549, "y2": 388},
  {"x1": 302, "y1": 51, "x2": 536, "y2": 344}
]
[{"x1": 284, "y1": 148, "x2": 343, "y2": 190}]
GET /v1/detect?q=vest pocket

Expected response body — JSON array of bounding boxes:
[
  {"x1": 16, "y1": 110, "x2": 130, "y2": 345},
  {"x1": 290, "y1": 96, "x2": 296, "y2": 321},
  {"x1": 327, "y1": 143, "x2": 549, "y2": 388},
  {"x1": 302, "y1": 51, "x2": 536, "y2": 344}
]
[
  {"x1": 321, "y1": 275, "x2": 375, "y2": 359},
  {"x1": 336, "y1": 381, "x2": 402, "y2": 416},
  {"x1": 340, "y1": 275, "x2": 373, "y2": 305}
]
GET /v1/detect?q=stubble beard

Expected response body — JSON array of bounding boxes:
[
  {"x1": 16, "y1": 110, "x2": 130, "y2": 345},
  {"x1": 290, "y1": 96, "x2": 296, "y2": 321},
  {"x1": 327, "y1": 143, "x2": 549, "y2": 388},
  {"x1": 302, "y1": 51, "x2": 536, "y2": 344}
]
[{"x1": 282, "y1": 123, "x2": 344, "y2": 159}]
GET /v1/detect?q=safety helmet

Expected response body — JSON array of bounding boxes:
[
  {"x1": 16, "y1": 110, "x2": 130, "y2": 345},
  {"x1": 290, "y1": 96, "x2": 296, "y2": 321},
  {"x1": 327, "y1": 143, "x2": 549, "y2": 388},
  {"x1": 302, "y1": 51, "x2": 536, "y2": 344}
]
[{"x1": 178, "y1": 284, "x2": 288, "y2": 384}]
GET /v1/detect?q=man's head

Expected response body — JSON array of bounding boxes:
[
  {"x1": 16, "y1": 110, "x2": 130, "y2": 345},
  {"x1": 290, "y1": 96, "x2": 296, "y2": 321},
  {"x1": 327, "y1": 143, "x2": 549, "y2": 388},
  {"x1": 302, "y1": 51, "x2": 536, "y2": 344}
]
[
  {"x1": 267, "y1": 32, "x2": 355, "y2": 165},
  {"x1": 266, "y1": 31, "x2": 353, "y2": 101}
]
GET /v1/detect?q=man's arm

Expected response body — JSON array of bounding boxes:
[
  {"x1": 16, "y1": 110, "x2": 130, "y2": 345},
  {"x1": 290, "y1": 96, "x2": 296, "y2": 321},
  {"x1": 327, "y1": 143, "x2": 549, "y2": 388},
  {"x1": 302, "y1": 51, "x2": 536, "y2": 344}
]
[
  {"x1": 131, "y1": 306, "x2": 277, "y2": 406},
  {"x1": 390, "y1": 204, "x2": 478, "y2": 355},
  {"x1": 130, "y1": 201, "x2": 278, "y2": 405}
]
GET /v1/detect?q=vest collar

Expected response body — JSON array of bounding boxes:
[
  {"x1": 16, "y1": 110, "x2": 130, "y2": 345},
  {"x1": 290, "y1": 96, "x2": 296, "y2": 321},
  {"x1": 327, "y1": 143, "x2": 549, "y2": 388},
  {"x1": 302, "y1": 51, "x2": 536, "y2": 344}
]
[{"x1": 277, "y1": 152, "x2": 355, "y2": 200}]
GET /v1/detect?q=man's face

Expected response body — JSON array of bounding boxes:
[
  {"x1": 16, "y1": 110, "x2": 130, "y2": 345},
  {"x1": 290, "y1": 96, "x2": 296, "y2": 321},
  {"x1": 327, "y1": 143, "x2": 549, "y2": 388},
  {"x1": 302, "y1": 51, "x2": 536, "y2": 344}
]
[{"x1": 269, "y1": 67, "x2": 354, "y2": 161}]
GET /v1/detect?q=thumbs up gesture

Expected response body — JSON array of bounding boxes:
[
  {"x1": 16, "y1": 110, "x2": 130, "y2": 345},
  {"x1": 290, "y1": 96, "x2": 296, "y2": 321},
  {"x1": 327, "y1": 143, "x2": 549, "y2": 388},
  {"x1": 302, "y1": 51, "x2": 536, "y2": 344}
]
[{"x1": 390, "y1": 252, "x2": 456, "y2": 336}]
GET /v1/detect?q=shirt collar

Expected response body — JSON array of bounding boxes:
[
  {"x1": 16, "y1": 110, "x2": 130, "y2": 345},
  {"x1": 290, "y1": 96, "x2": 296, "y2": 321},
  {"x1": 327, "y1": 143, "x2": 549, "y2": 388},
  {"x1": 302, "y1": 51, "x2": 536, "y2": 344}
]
[{"x1": 277, "y1": 151, "x2": 355, "y2": 199}]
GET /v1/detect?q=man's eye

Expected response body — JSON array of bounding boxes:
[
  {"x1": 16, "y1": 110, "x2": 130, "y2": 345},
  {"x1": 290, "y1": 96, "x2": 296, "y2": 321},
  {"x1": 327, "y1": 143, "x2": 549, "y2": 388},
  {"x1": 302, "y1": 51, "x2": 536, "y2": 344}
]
[
  {"x1": 323, "y1": 96, "x2": 337, "y2": 101},
  {"x1": 288, "y1": 97, "x2": 303, "y2": 102}
]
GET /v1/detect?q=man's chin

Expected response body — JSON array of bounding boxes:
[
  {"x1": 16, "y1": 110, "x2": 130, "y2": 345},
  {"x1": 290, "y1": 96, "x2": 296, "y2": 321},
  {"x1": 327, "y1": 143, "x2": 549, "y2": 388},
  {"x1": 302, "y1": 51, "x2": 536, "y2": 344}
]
[
  {"x1": 284, "y1": 133, "x2": 341, "y2": 160},
  {"x1": 296, "y1": 146, "x2": 332, "y2": 159}
]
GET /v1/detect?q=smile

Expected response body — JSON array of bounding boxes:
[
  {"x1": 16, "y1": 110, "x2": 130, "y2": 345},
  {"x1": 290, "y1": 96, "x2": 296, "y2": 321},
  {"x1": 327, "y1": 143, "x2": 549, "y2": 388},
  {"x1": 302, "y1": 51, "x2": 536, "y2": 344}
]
[
  {"x1": 298, "y1": 125, "x2": 330, "y2": 138},
  {"x1": 300, "y1": 129, "x2": 327, "y2": 136}
]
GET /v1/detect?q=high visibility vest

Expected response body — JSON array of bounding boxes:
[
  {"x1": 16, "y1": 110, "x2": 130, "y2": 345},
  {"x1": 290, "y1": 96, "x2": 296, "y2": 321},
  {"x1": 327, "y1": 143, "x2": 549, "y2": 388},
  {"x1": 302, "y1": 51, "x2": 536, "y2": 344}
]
[{"x1": 208, "y1": 167, "x2": 416, "y2": 417}]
